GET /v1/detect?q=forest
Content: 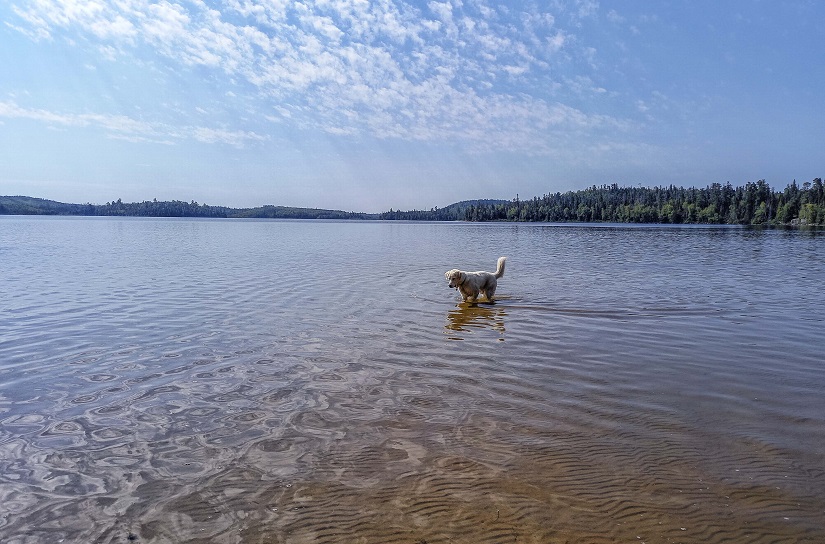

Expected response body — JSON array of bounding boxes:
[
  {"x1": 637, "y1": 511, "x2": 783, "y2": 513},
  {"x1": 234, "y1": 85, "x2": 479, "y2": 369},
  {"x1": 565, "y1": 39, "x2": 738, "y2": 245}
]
[
  {"x1": 2, "y1": 178, "x2": 823, "y2": 225},
  {"x1": 0, "y1": 197, "x2": 372, "y2": 220},
  {"x1": 381, "y1": 178, "x2": 825, "y2": 225},
  {"x1": 378, "y1": 199, "x2": 506, "y2": 221}
]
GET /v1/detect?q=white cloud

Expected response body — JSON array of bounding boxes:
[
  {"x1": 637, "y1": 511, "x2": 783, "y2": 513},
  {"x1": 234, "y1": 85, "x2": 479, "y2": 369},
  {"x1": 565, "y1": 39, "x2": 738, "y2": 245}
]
[
  {"x1": 6, "y1": 0, "x2": 634, "y2": 154},
  {"x1": 565, "y1": 75, "x2": 606, "y2": 95},
  {"x1": 89, "y1": 13, "x2": 136, "y2": 40},
  {"x1": 606, "y1": 9, "x2": 624, "y2": 24},
  {"x1": 0, "y1": 100, "x2": 267, "y2": 147},
  {"x1": 574, "y1": 0, "x2": 599, "y2": 19},
  {"x1": 428, "y1": 1, "x2": 453, "y2": 23},
  {"x1": 502, "y1": 64, "x2": 528, "y2": 76},
  {"x1": 193, "y1": 126, "x2": 268, "y2": 146},
  {"x1": 305, "y1": 14, "x2": 344, "y2": 42}
]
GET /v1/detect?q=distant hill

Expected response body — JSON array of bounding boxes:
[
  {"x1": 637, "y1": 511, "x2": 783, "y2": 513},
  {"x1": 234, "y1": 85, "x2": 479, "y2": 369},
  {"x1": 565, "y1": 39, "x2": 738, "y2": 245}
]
[
  {"x1": 0, "y1": 195, "x2": 503, "y2": 221},
  {"x1": 0, "y1": 196, "x2": 94, "y2": 215},
  {"x1": 0, "y1": 196, "x2": 376, "y2": 220},
  {"x1": 443, "y1": 180, "x2": 825, "y2": 225},
  {"x1": 0, "y1": 195, "x2": 230, "y2": 217},
  {"x1": 5, "y1": 178, "x2": 824, "y2": 224},
  {"x1": 378, "y1": 199, "x2": 508, "y2": 221}
]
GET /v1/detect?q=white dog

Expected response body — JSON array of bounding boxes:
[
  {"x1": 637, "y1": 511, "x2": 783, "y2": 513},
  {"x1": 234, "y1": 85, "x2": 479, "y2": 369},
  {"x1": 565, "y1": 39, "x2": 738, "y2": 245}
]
[{"x1": 445, "y1": 257, "x2": 506, "y2": 302}]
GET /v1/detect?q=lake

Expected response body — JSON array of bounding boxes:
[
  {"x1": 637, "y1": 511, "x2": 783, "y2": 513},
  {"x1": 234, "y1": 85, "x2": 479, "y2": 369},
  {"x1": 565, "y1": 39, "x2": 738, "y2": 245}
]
[{"x1": 1, "y1": 216, "x2": 823, "y2": 543}]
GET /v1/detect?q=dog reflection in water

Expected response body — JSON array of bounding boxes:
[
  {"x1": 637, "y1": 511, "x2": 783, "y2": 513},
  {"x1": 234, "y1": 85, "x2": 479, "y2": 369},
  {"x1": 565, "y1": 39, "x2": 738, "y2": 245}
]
[{"x1": 445, "y1": 303, "x2": 506, "y2": 337}]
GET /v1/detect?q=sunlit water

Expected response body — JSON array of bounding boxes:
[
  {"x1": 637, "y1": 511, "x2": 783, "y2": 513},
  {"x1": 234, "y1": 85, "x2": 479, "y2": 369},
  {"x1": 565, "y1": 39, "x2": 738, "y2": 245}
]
[{"x1": 1, "y1": 217, "x2": 823, "y2": 543}]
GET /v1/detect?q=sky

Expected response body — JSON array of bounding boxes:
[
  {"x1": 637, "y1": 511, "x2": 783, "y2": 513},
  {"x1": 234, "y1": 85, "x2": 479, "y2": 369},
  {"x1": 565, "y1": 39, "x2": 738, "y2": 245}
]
[{"x1": 1, "y1": 0, "x2": 823, "y2": 213}]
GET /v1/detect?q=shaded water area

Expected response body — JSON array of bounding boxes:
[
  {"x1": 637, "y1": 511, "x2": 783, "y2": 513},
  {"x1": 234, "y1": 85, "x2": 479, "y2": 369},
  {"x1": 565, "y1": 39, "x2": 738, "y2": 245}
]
[{"x1": 1, "y1": 217, "x2": 824, "y2": 543}]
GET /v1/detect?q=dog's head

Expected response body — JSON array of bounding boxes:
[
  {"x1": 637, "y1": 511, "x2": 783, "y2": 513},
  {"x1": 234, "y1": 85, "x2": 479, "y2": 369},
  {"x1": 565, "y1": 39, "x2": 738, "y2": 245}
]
[{"x1": 445, "y1": 269, "x2": 464, "y2": 289}]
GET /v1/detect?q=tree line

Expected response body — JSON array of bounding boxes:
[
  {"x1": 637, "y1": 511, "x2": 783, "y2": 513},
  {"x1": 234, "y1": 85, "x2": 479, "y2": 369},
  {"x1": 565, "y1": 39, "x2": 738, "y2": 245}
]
[
  {"x1": 0, "y1": 196, "x2": 231, "y2": 217},
  {"x1": 378, "y1": 199, "x2": 506, "y2": 221},
  {"x1": 450, "y1": 179, "x2": 825, "y2": 225},
  {"x1": 3, "y1": 178, "x2": 823, "y2": 225},
  {"x1": 0, "y1": 196, "x2": 372, "y2": 220}
]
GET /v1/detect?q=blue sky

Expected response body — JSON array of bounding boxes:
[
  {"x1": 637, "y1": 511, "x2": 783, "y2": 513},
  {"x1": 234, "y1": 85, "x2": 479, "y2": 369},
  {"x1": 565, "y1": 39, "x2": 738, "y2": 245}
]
[{"x1": 1, "y1": 0, "x2": 823, "y2": 212}]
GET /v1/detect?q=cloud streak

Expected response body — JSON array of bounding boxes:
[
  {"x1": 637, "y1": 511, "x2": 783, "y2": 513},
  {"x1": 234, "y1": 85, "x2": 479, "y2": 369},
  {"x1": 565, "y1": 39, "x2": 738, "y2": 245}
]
[
  {"x1": 0, "y1": 100, "x2": 268, "y2": 146},
  {"x1": 9, "y1": 0, "x2": 628, "y2": 153}
]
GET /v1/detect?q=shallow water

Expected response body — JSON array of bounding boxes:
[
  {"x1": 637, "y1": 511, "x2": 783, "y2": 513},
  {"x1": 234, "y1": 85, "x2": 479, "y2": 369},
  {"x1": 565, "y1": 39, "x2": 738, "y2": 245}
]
[{"x1": 1, "y1": 217, "x2": 823, "y2": 543}]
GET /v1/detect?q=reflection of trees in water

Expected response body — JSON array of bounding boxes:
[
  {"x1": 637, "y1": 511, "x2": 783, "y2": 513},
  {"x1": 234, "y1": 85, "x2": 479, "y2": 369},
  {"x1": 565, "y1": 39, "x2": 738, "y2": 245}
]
[{"x1": 445, "y1": 303, "x2": 506, "y2": 338}]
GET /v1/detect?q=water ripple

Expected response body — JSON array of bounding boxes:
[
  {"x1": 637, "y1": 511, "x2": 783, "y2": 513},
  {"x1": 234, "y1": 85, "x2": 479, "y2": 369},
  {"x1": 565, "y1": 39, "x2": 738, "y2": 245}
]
[{"x1": 1, "y1": 218, "x2": 824, "y2": 542}]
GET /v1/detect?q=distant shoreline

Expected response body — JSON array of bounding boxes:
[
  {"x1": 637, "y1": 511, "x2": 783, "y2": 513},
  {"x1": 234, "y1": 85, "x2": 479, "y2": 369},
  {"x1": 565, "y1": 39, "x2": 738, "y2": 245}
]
[{"x1": 3, "y1": 178, "x2": 824, "y2": 225}]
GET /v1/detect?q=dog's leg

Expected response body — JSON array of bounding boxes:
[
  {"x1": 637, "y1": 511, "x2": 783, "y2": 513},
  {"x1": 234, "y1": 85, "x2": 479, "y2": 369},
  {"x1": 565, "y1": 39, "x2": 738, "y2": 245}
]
[
  {"x1": 468, "y1": 288, "x2": 479, "y2": 303},
  {"x1": 486, "y1": 285, "x2": 496, "y2": 301}
]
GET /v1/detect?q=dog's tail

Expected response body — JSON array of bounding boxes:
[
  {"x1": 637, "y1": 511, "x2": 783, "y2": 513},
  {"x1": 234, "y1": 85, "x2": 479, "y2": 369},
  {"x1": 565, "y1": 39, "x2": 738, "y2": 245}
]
[{"x1": 495, "y1": 256, "x2": 506, "y2": 278}]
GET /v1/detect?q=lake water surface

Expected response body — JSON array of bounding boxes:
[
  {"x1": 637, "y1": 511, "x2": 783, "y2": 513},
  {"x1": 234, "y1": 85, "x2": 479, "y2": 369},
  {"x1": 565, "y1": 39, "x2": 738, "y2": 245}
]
[{"x1": 1, "y1": 217, "x2": 823, "y2": 543}]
